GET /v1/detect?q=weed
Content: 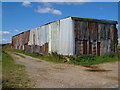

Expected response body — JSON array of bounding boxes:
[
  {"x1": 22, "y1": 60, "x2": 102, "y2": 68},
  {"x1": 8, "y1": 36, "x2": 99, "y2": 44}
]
[
  {"x1": 102, "y1": 51, "x2": 115, "y2": 58},
  {"x1": 4, "y1": 44, "x2": 119, "y2": 65}
]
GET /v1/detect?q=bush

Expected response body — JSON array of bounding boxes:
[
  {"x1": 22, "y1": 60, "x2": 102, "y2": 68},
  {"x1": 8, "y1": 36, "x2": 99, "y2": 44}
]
[
  {"x1": 76, "y1": 54, "x2": 96, "y2": 62},
  {"x1": 69, "y1": 54, "x2": 96, "y2": 65},
  {"x1": 102, "y1": 52, "x2": 115, "y2": 58},
  {"x1": 51, "y1": 52, "x2": 64, "y2": 60},
  {"x1": 69, "y1": 56, "x2": 76, "y2": 61}
]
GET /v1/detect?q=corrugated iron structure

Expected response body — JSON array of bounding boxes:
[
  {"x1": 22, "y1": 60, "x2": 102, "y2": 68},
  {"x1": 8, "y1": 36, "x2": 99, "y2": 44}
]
[{"x1": 12, "y1": 16, "x2": 118, "y2": 56}]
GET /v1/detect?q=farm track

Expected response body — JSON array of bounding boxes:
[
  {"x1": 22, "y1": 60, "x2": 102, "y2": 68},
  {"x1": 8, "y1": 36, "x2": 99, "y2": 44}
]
[{"x1": 8, "y1": 52, "x2": 119, "y2": 88}]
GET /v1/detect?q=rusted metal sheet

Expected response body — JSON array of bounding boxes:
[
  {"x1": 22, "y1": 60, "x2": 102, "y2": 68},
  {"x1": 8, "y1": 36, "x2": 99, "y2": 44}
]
[
  {"x1": 93, "y1": 40, "x2": 96, "y2": 55},
  {"x1": 74, "y1": 20, "x2": 118, "y2": 56},
  {"x1": 45, "y1": 43, "x2": 48, "y2": 54},
  {"x1": 74, "y1": 21, "x2": 88, "y2": 40},
  {"x1": 83, "y1": 40, "x2": 87, "y2": 54},
  {"x1": 89, "y1": 42, "x2": 92, "y2": 54},
  {"x1": 88, "y1": 22, "x2": 98, "y2": 40},
  {"x1": 74, "y1": 21, "x2": 79, "y2": 40},
  {"x1": 97, "y1": 42, "x2": 100, "y2": 56},
  {"x1": 113, "y1": 24, "x2": 118, "y2": 52}
]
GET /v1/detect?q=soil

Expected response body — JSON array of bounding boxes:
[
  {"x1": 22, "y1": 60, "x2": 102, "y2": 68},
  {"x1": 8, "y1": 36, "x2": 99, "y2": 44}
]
[{"x1": 8, "y1": 52, "x2": 119, "y2": 88}]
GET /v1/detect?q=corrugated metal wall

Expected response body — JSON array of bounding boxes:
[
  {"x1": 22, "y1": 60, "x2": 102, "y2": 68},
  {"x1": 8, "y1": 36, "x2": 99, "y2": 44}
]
[
  {"x1": 12, "y1": 31, "x2": 30, "y2": 50},
  {"x1": 12, "y1": 17, "x2": 118, "y2": 56},
  {"x1": 49, "y1": 21, "x2": 59, "y2": 53},
  {"x1": 74, "y1": 20, "x2": 118, "y2": 56},
  {"x1": 27, "y1": 25, "x2": 49, "y2": 54},
  {"x1": 59, "y1": 17, "x2": 75, "y2": 55}
]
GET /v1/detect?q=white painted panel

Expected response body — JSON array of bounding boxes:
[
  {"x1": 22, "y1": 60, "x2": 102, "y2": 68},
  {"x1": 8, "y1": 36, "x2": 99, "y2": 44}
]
[
  {"x1": 58, "y1": 17, "x2": 75, "y2": 55},
  {"x1": 28, "y1": 29, "x2": 34, "y2": 45},
  {"x1": 50, "y1": 21, "x2": 60, "y2": 52}
]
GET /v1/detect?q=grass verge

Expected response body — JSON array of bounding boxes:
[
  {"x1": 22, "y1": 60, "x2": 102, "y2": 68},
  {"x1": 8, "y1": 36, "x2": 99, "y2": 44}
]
[
  {"x1": 7, "y1": 49, "x2": 65, "y2": 63},
  {"x1": 7, "y1": 48, "x2": 120, "y2": 65},
  {"x1": 14, "y1": 53, "x2": 25, "y2": 58},
  {"x1": 2, "y1": 50, "x2": 31, "y2": 88}
]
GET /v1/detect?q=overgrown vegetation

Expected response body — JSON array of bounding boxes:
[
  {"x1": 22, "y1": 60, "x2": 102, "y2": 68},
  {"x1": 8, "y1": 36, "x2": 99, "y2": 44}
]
[
  {"x1": 7, "y1": 49, "x2": 65, "y2": 63},
  {"x1": 4, "y1": 44, "x2": 120, "y2": 65},
  {"x1": 6, "y1": 48, "x2": 119, "y2": 66},
  {"x1": 2, "y1": 50, "x2": 31, "y2": 88},
  {"x1": 69, "y1": 52, "x2": 119, "y2": 65}
]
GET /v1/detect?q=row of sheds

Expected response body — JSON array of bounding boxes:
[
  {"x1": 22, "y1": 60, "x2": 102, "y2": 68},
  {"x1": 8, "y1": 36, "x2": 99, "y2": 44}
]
[{"x1": 12, "y1": 16, "x2": 118, "y2": 56}]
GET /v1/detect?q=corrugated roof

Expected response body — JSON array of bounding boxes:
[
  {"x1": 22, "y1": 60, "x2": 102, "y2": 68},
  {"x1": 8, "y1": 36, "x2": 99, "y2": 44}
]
[{"x1": 71, "y1": 16, "x2": 118, "y2": 24}]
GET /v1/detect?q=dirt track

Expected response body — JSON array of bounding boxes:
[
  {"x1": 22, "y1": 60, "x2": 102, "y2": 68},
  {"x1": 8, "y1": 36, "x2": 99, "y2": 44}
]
[{"x1": 9, "y1": 52, "x2": 119, "y2": 88}]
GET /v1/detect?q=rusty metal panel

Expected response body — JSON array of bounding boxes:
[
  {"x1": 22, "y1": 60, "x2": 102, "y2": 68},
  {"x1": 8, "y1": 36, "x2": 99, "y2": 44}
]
[
  {"x1": 113, "y1": 24, "x2": 118, "y2": 52},
  {"x1": 45, "y1": 43, "x2": 48, "y2": 54},
  {"x1": 75, "y1": 40, "x2": 83, "y2": 55},
  {"x1": 97, "y1": 42, "x2": 100, "y2": 56},
  {"x1": 88, "y1": 22, "x2": 98, "y2": 40},
  {"x1": 89, "y1": 42, "x2": 92, "y2": 54},
  {"x1": 104, "y1": 24, "x2": 111, "y2": 40},
  {"x1": 74, "y1": 21, "x2": 79, "y2": 40},
  {"x1": 100, "y1": 40, "x2": 108, "y2": 56},
  {"x1": 93, "y1": 40, "x2": 96, "y2": 55},
  {"x1": 83, "y1": 40, "x2": 87, "y2": 54},
  {"x1": 74, "y1": 21, "x2": 88, "y2": 40},
  {"x1": 18, "y1": 35, "x2": 20, "y2": 49},
  {"x1": 20, "y1": 33, "x2": 23, "y2": 50},
  {"x1": 24, "y1": 30, "x2": 30, "y2": 45},
  {"x1": 15, "y1": 36, "x2": 18, "y2": 49},
  {"x1": 98, "y1": 23, "x2": 106, "y2": 40},
  {"x1": 107, "y1": 39, "x2": 111, "y2": 53}
]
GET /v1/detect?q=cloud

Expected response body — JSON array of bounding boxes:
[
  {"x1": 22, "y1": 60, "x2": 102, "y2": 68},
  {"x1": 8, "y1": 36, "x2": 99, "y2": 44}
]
[
  {"x1": 0, "y1": 31, "x2": 12, "y2": 34},
  {"x1": 2, "y1": 0, "x2": 120, "y2": 2},
  {"x1": 35, "y1": 2, "x2": 62, "y2": 15},
  {"x1": 2, "y1": 39, "x2": 8, "y2": 42},
  {"x1": 22, "y1": 1, "x2": 31, "y2": 7},
  {"x1": 35, "y1": 7, "x2": 62, "y2": 15},
  {"x1": 10, "y1": 29, "x2": 19, "y2": 32},
  {"x1": 0, "y1": 38, "x2": 9, "y2": 44},
  {"x1": 35, "y1": 0, "x2": 93, "y2": 2},
  {"x1": 51, "y1": 9, "x2": 62, "y2": 15},
  {"x1": 42, "y1": 2, "x2": 52, "y2": 7}
]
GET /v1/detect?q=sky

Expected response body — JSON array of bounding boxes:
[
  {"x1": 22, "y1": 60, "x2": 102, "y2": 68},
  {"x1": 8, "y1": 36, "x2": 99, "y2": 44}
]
[{"x1": 1, "y1": 1, "x2": 120, "y2": 45}]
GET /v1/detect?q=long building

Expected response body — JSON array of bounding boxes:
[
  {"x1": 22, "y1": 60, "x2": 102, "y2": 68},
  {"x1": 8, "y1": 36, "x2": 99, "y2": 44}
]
[{"x1": 12, "y1": 16, "x2": 118, "y2": 56}]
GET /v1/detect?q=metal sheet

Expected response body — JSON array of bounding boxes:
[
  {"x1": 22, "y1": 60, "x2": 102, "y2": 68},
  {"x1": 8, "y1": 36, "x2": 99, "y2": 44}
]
[
  {"x1": 49, "y1": 21, "x2": 60, "y2": 53},
  {"x1": 12, "y1": 17, "x2": 118, "y2": 56},
  {"x1": 28, "y1": 29, "x2": 34, "y2": 45},
  {"x1": 59, "y1": 17, "x2": 75, "y2": 55}
]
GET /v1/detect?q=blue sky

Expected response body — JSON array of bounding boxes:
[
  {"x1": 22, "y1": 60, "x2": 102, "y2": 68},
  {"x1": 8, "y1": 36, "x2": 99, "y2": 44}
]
[{"x1": 1, "y1": 2, "x2": 119, "y2": 44}]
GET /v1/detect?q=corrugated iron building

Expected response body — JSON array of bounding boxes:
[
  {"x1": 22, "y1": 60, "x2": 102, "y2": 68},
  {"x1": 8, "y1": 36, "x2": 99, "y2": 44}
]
[{"x1": 12, "y1": 16, "x2": 118, "y2": 56}]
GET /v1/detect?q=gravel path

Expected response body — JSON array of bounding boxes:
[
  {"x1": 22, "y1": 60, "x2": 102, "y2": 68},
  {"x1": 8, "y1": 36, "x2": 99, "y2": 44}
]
[{"x1": 8, "y1": 52, "x2": 119, "y2": 88}]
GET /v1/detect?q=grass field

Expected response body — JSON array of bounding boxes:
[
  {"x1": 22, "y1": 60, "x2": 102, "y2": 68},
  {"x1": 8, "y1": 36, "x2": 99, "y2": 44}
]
[
  {"x1": 2, "y1": 50, "x2": 31, "y2": 88},
  {"x1": 7, "y1": 48, "x2": 120, "y2": 65}
]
